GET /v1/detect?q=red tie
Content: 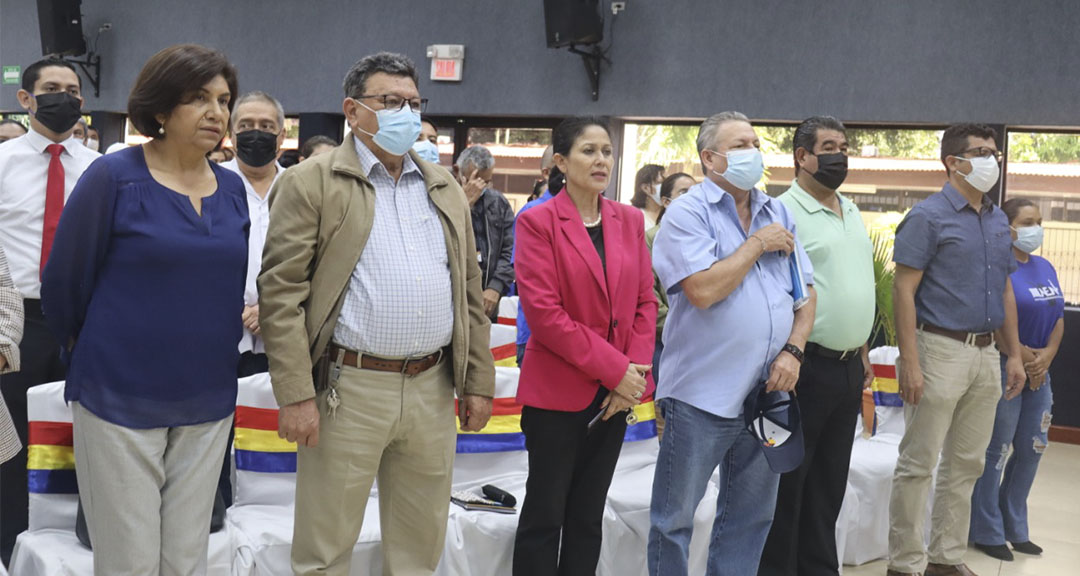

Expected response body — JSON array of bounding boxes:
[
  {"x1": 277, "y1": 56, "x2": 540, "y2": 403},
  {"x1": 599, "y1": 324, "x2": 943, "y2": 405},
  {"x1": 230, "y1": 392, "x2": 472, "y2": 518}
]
[{"x1": 41, "y1": 143, "x2": 65, "y2": 277}]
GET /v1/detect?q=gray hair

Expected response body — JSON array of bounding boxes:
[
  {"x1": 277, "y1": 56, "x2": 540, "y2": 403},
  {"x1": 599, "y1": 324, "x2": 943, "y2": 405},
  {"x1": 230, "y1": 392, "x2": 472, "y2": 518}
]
[
  {"x1": 456, "y1": 145, "x2": 496, "y2": 174},
  {"x1": 342, "y1": 52, "x2": 419, "y2": 99},
  {"x1": 540, "y1": 145, "x2": 554, "y2": 170},
  {"x1": 232, "y1": 91, "x2": 285, "y2": 130},
  {"x1": 696, "y1": 111, "x2": 751, "y2": 155}
]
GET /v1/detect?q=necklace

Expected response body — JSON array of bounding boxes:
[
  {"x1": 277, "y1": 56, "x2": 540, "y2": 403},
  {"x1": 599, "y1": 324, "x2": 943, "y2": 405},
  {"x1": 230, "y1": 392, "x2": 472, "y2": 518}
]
[{"x1": 583, "y1": 213, "x2": 603, "y2": 228}]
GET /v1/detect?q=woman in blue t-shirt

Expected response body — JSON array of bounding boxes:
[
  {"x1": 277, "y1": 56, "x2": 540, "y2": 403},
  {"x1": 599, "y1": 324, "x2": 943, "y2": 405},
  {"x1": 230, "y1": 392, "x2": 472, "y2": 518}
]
[{"x1": 970, "y1": 198, "x2": 1064, "y2": 562}]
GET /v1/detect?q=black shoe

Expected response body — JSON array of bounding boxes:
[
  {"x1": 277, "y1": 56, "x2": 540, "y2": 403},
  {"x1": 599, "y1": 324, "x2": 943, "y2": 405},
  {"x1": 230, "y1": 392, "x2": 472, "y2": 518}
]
[
  {"x1": 974, "y1": 542, "x2": 1013, "y2": 561},
  {"x1": 1011, "y1": 540, "x2": 1043, "y2": 555}
]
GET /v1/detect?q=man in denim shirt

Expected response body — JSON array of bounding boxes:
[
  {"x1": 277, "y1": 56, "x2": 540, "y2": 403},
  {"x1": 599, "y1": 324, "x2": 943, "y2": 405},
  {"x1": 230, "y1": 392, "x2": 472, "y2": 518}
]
[{"x1": 888, "y1": 123, "x2": 1026, "y2": 576}]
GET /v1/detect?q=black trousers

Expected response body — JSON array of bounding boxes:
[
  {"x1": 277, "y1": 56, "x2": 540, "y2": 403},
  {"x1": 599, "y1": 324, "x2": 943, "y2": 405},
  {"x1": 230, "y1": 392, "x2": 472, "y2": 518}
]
[
  {"x1": 217, "y1": 351, "x2": 269, "y2": 508},
  {"x1": 758, "y1": 349, "x2": 863, "y2": 576},
  {"x1": 513, "y1": 388, "x2": 627, "y2": 576},
  {"x1": 0, "y1": 300, "x2": 66, "y2": 565}
]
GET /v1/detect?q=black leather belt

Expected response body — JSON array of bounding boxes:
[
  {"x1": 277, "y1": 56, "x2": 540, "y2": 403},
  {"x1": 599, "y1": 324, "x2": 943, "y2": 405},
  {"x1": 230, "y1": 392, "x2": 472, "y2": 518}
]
[
  {"x1": 805, "y1": 342, "x2": 860, "y2": 361},
  {"x1": 23, "y1": 298, "x2": 43, "y2": 319}
]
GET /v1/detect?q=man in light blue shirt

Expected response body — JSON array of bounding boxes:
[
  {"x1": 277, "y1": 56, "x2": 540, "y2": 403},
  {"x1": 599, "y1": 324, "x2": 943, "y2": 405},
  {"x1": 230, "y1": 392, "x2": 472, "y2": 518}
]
[
  {"x1": 648, "y1": 112, "x2": 816, "y2": 576},
  {"x1": 513, "y1": 145, "x2": 554, "y2": 366}
]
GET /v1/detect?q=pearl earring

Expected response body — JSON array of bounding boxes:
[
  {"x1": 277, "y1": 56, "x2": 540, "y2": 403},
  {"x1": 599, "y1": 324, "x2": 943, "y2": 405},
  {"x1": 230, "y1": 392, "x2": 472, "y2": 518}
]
[{"x1": 158, "y1": 126, "x2": 165, "y2": 135}]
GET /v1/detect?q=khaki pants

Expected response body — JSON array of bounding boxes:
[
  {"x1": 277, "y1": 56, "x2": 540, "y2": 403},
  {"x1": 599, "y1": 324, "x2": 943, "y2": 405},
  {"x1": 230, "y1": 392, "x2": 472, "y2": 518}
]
[
  {"x1": 291, "y1": 357, "x2": 457, "y2": 576},
  {"x1": 72, "y1": 402, "x2": 232, "y2": 576},
  {"x1": 888, "y1": 330, "x2": 1001, "y2": 573}
]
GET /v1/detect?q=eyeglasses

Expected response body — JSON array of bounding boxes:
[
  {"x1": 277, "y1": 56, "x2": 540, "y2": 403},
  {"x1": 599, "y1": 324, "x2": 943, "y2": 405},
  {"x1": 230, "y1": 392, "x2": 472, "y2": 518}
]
[
  {"x1": 959, "y1": 147, "x2": 1003, "y2": 162},
  {"x1": 357, "y1": 93, "x2": 428, "y2": 113}
]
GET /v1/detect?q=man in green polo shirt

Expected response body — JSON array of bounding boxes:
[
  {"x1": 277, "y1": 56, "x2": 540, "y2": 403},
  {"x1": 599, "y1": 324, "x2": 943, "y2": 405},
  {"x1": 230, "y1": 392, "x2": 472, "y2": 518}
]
[{"x1": 758, "y1": 116, "x2": 875, "y2": 576}]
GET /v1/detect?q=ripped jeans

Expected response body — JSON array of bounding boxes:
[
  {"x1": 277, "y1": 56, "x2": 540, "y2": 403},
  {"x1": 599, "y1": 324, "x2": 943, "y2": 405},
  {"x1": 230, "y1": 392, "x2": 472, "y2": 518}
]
[{"x1": 969, "y1": 355, "x2": 1053, "y2": 546}]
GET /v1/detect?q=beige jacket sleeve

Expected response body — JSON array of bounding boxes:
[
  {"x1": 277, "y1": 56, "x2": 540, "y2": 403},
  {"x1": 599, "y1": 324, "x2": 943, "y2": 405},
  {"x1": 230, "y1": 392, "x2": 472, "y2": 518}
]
[
  {"x1": 258, "y1": 169, "x2": 322, "y2": 407},
  {"x1": 0, "y1": 245, "x2": 23, "y2": 374}
]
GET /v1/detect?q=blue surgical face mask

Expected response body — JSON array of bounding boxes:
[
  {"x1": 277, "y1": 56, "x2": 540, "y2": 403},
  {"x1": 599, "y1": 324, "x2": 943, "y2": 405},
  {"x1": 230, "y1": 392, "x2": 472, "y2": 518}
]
[
  {"x1": 412, "y1": 139, "x2": 440, "y2": 163},
  {"x1": 709, "y1": 148, "x2": 764, "y2": 191},
  {"x1": 355, "y1": 99, "x2": 422, "y2": 156},
  {"x1": 1012, "y1": 225, "x2": 1044, "y2": 254}
]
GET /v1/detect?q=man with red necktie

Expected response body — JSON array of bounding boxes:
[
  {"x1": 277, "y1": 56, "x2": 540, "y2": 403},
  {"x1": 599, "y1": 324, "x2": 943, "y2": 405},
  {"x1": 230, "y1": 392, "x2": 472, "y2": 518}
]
[{"x1": 0, "y1": 57, "x2": 98, "y2": 566}]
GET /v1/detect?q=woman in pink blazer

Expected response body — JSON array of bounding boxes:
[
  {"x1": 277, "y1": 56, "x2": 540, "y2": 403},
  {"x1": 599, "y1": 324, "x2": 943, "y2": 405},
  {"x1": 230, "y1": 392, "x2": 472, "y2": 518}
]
[{"x1": 512, "y1": 116, "x2": 657, "y2": 576}]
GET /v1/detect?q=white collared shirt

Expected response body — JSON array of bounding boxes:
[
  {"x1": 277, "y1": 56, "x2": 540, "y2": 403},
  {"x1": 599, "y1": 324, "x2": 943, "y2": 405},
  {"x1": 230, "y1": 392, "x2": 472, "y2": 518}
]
[
  {"x1": 221, "y1": 158, "x2": 282, "y2": 354},
  {"x1": 331, "y1": 135, "x2": 453, "y2": 357},
  {"x1": 0, "y1": 128, "x2": 100, "y2": 298}
]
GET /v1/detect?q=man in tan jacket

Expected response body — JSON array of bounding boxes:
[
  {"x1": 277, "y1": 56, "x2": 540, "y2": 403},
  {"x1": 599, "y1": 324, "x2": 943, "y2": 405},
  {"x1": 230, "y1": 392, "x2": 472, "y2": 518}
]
[{"x1": 258, "y1": 52, "x2": 494, "y2": 576}]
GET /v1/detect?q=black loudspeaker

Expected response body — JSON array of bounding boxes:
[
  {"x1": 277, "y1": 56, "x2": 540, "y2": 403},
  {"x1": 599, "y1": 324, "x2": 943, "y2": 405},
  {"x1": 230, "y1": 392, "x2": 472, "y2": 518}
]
[
  {"x1": 543, "y1": 0, "x2": 604, "y2": 48},
  {"x1": 37, "y1": 0, "x2": 87, "y2": 57}
]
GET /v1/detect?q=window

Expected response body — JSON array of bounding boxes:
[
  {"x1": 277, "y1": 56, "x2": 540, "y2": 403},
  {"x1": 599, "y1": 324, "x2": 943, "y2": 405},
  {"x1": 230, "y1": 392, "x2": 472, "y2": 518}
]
[
  {"x1": 433, "y1": 125, "x2": 455, "y2": 166},
  {"x1": 282, "y1": 117, "x2": 300, "y2": 150},
  {"x1": 1006, "y1": 130, "x2": 1080, "y2": 304},
  {"x1": 0, "y1": 114, "x2": 30, "y2": 129},
  {"x1": 619, "y1": 123, "x2": 700, "y2": 204},
  {"x1": 760, "y1": 126, "x2": 946, "y2": 224},
  {"x1": 466, "y1": 127, "x2": 551, "y2": 212}
]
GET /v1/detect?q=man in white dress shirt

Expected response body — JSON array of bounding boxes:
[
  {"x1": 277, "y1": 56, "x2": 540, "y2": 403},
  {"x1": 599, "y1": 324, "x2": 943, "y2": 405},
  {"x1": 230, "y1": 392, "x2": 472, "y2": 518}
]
[
  {"x1": 0, "y1": 57, "x2": 98, "y2": 566},
  {"x1": 218, "y1": 91, "x2": 285, "y2": 510},
  {"x1": 221, "y1": 91, "x2": 286, "y2": 377}
]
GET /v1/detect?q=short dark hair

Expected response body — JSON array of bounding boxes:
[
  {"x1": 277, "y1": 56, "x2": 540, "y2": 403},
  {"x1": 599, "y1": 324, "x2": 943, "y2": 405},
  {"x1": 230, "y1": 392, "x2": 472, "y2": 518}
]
[
  {"x1": 421, "y1": 117, "x2": 439, "y2": 132},
  {"x1": 940, "y1": 123, "x2": 997, "y2": 176},
  {"x1": 0, "y1": 119, "x2": 28, "y2": 134},
  {"x1": 656, "y1": 172, "x2": 695, "y2": 225},
  {"x1": 1002, "y1": 197, "x2": 1037, "y2": 224},
  {"x1": 278, "y1": 149, "x2": 300, "y2": 168},
  {"x1": 21, "y1": 57, "x2": 80, "y2": 92},
  {"x1": 127, "y1": 44, "x2": 239, "y2": 139},
  {"x1": 342, "y1": 52, "x2": 418, "y2": 99},
  {"x1": 548, "y1": 116, "x2": 611, "y2": 196},
  {"x1": 300, "y1": 135, "x2": 337, "y2": 158},
  {"x1": 792, "y1": 116, "x2": 846, "y2": 176},
  {"x1": 631, "y1": 164, "x2": 665, "y2": 208}
]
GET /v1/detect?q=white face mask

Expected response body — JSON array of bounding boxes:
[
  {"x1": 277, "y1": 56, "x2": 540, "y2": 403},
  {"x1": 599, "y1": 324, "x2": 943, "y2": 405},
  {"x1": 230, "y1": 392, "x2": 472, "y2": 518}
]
[
  {"x1": 86, "y1": 138, "x2": 99, "y2": 152},
  {"x1": 955, "y1": 155, "x2": 999, "y2": 193},
  {"x1": 650, "y1": 183, "x2": 663, "y2": 206}
]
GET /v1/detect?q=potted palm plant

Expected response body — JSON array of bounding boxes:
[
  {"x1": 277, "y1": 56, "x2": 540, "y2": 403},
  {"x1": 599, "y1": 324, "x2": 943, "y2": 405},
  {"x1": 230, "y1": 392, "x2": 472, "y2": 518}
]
[{"x1": 864, "y1": 212, "x2": 906, "y2": 436}]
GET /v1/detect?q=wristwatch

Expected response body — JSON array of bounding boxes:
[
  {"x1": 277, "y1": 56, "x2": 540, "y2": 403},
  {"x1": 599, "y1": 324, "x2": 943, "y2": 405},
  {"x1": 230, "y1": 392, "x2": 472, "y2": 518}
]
[{"x1": 782, "y1": 343, "x2": 804, "y2": 364}]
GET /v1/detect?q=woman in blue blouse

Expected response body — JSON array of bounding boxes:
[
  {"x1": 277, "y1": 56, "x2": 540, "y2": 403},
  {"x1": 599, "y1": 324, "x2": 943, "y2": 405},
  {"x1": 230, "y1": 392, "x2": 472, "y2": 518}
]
[
  {"x1": 970, "y1": 198, "x2": 1064, "y2": 562},
  {"x1": 41, "y1": 44, "x2": 247, "y2": 575}
]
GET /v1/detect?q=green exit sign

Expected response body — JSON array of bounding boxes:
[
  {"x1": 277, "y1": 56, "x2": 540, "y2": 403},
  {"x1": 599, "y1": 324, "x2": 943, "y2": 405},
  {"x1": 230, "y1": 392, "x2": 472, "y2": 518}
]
[{"x1": 2, "y1": 66, "x2": 19, "y2": 85}]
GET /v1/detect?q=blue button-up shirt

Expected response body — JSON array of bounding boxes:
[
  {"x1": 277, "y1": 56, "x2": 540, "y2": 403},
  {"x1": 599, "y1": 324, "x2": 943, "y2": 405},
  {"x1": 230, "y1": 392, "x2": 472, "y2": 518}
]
[
  {"x1": 653, "y1": 179, "x2": 813, "y2": 418},
  {"x1": 893, "y1": 182, "x2": 1015, "y2": 334}
]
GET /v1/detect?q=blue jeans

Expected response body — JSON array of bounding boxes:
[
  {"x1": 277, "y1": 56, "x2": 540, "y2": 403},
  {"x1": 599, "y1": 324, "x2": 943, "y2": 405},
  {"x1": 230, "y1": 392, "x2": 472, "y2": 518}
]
[
  {"x1": 969, "y1": 357, "x2": 1053, "y2": 545},
  {"x1": 648, "y1": 397, "x2": 779, "y2": 576}
]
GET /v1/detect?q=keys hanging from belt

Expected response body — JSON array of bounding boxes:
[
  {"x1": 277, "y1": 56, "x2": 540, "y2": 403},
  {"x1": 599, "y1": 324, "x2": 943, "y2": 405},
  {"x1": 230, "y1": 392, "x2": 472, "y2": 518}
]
[{"x1": 327, "y1": 347, "x2": 345, "y2": 421}]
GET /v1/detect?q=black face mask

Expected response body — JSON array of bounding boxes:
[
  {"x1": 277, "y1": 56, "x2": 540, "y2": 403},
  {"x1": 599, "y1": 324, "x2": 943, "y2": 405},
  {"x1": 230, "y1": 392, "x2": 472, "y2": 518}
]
[
  {"x1": 809, "y1": 152, "x2": 848, "y2": 190},
  {"x1": 32, "y1": 92, "x2": 83, "y2": 135},
  {"x1": 235, "y1": 129, "x2": 280, "y2": 168}
]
